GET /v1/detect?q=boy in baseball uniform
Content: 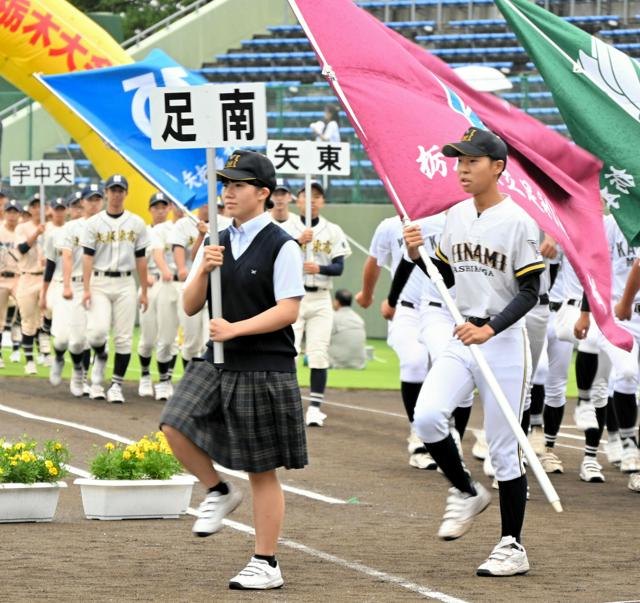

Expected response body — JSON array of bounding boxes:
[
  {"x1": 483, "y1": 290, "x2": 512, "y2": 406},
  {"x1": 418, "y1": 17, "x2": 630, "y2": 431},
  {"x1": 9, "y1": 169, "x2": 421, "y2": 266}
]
[
  {"x1": 0, "y1": 199, "x2": 22, "y2": 369},
  {"x1": 404, "y1": 127, "x2": 544, "y2": 577},
  {"x1": 15, "y1": 195, "x2": 46, "y2": 375},
  {"x1": 161, "y1": 150, "x2": 306, "y2": 590},
  {"x1": 81, "y1": 175, "x2": 149, "y2": 403},
  {"x1": 278, "y1": 182, "x2": 351, "y2": 427}
]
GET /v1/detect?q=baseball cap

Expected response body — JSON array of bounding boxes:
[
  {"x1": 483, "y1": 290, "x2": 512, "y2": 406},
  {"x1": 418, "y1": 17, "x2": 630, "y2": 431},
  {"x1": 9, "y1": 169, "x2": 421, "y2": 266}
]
[
  {"x1": 51, "y1": 197, "x2": 66, "y2": 209},
  {"x1": 274, "y1": 178, "x2": 291, "y2": 193},
  {"x1": 105, "y1": 174, "x2": 128, "y2": 191},
  {"x1": 149, "y1": 191, "x2": 169, "y2": 207},
  {"x1": 67, "y1": 191, "x2": 83, "y2": 206},
  {"x1": 296, "y1": 180, "x2": 325, "y2": 197},
  {"x1": 0, "y1": 188, "x2": 9, "y2": 198},
  {"x1": 27, "y1": 194, "x2": 41, "y2": 206},
  {"x1": 217, "y1": 150, "x2": 277, "y2": 192},
  {"x1": 5, "y1": 199, "x2": 23, "y2": 212},
  {"x1": 82, "y1": 184, "x2": 104, "y2": 199},
  {"x1": 442, "y1": 127, "x2": 507, "y2": 162}
]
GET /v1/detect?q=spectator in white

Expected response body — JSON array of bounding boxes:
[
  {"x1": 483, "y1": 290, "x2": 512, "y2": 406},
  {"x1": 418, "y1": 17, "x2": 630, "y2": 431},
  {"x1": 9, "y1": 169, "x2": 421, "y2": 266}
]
[
  {"x1": 310, "y1": 104, "x2": 341, "y2": 143},
  {"x1": 329, "y1": 289, "x2": 367, "y2": 370}
]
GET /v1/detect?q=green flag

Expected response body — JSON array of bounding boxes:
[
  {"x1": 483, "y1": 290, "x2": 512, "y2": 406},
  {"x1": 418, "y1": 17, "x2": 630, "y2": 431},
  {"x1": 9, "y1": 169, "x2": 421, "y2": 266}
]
[{"x1": 495, "y1": 0, "x2": 640, "y2": 244}]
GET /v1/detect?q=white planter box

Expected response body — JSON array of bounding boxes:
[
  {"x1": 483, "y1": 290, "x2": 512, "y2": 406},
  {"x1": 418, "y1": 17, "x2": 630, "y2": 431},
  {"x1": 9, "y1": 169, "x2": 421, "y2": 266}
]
[
  {"x1": 74, "y1": 475, "x2": 197, "y2": 520},
  {"x1": 0, "y1": 482, "x2": 67, "y2": 523}
]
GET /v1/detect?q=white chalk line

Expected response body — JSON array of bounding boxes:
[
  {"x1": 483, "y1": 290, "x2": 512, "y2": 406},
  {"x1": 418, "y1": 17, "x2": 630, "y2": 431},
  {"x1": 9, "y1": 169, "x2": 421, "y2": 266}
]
[
  {"x1": 0, "y1": 403, "x2": 346, "y2": 505},
  {"x1": 53, "y1": 461, "x2": 467, "y2": 602},
  {"x1": 302, "y1": 396, "x2": 608, "y2": 447}
]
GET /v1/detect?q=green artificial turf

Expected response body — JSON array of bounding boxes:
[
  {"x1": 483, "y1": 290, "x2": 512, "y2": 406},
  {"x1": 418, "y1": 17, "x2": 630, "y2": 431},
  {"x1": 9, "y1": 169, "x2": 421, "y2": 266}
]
[{"x1": 0, "y1": 329, "x2": 579, "y2": 397}]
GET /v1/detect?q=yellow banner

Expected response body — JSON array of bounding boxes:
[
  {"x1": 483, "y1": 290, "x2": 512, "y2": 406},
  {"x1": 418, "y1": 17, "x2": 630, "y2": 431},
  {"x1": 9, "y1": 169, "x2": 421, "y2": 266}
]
[{"x1": 0, "y1": 0, "x2": 156, "y2": 218}]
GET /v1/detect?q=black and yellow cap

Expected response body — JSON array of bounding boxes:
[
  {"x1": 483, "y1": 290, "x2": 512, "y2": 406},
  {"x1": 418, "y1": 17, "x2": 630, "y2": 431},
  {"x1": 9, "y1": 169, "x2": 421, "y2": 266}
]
[
  {"x1": 217, "y1": 150, "x2": 276, "y2": 192},
  {"x1": 442, "y1": 127, "x2": 507, "y2": 162}
]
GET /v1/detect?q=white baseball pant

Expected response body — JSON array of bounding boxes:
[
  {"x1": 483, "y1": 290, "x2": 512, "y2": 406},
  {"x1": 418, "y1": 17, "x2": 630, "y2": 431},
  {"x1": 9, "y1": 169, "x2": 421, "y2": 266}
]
[
  {"x1": 414, "y1": 326, "x2": 531, "y2": 482},
  {"x1": 293, "y1": 289, "x2": 333, "y2": 369},
  {"x1": 178, "y1": 288, "x2": 207, "y2": 361},
  {"x1": 86, "y1": 274, "x2": 136, "y2": 354},
  {"x1": 388, "y1": 303, "x2": 428, "y2": 383}
]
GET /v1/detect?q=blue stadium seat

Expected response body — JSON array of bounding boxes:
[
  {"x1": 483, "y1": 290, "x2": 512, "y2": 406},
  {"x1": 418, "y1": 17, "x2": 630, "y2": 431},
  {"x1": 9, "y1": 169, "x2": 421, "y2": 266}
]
[
  {"x1": 599, "y1": 28, "x2": 640, "y2": 36},
  {"x1": 216, "y1": 52, "x2": 316, "y2": 61},
  {"x1": 284, "y1": 96, "x2": 339, "y2": 104},
  {"x1": 359, "y1": 0, "x2": 492, "y2": 6},
  {"x1": 241, "y1": 38, "x2": 310, "y2": 47},
  {"x1": 431, "y1": 46, "x2": 525, "y2": 56},
  {"x1": 197, "y1": 66, "x2": 322, "y2": 75},
  {"x1": 268, "y1": 20, "x2": 435, "y2": 32},
  {"x1": 417, "y1": 32, "x2": 517, "y2": 42},
  {"x1": 500, "y1": 91, "x2": 552, "y2": 101},
  {"x1": 526, "y1": 107, "x2": 559, "y2": 115},
  {"x1": 449, "y1": 61, "x2": 513, "y2": 69},
  {"x1": 56, "y1": 143, "x2": 81, "y2": 152},
  {"x1": 267, "y1": 126, "x2": 355, "y2": 135}
]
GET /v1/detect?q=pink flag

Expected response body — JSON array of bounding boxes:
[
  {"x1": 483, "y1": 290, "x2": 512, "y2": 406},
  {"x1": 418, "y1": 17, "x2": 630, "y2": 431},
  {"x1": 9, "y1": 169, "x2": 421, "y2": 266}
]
[{"x1": 289, "y1": 0, "x2": 632, "y2": 350}]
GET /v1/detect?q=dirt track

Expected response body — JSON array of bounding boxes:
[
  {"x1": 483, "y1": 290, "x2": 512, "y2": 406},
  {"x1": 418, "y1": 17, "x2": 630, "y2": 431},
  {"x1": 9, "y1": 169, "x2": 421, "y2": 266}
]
[{"x1": 1, "y1": 376, "x2": 639, "y2": 602}]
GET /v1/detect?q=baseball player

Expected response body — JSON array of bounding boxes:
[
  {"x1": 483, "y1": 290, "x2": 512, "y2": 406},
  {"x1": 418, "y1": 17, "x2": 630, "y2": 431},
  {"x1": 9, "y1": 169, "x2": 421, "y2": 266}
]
[
  {"x1": 277, "y1": 181, "x2": 352, "y2": 427},
  {"x1": 582, "y1": 215, "x2": 640, "y2": 491},
  {"x1": 172, "y1": 205, "x2": 228, "y2": 369},
  {"x1": 15, "y1": 195, "x2": 46, "y2": 375},
  {"x1": 81, "y1": 175, "x2": 149, "y2": 403},
  {"x1": 404, "y1": 127, "x2": 545, "y2": 577},
  {"x1": 269, "y1": 179, "x2": 297, "y2": 228},
  {"x1": 40, "y1": 197, "x2": 70, "y2": 385},
  {"x1": 0, "y1": 199, "x2": 22, "y2": 369},
  {"x1": 62, "y1": 186, "x2": 103, "y2": 397},
  {"x1": 361, "y1": 213, "x2": 450, "y2": 469},
  {"x1": 137, "y1": 192, "x2": 179, "y2": 401}
]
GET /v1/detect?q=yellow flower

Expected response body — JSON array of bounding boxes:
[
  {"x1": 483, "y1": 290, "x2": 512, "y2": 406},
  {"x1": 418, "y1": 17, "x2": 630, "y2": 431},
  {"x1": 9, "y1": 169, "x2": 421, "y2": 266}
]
[
  {"x1": 14, "y1": 442, "x2": 25, "y2": 450},
  {"x1": 21, "y1": 452, "x2": 32, "y2": 463},
  {"x1": 54, "y1": 443, "x2": 63, "y2": 451},
  {"x1": 136, "y1": 452, "x2": 145, "y2": 460},
  {"x1": 45, "y1": 460, "x2": 53, "y2": 468},
  {"x1": 104, "y1": 442, "x2": 115, "y2": 450},
  {"x1": 48, "y1": 466, "x2": 58, "y2": 476},
  {"x1": 0, "y1": 468, "x2": 4, "y2": 475},
  {"x1": 123, "y1": 451, "x2": 131, "y2": 460},
  {"x1": 10, "y1": 461, "x2": 17, "y2": 466}
]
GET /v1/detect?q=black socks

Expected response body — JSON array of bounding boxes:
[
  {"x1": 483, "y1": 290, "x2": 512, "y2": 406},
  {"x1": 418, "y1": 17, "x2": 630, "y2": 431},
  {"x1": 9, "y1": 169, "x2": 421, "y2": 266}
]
[
  {"x1": 208, "y1": 481, "x2": 229, "y2": 496},
  {"x1": 254, "y1": 554, "x2": 277, "y2": 568},
  {"x1": 425, "y1": 435, "x2": 475, "y2": 496},
  {"x1": 400, "y1": 381, "x2": 422, "y2": 423},
  {"x1": 498, "y1": 474, "x2": 527, "y2": 543}
]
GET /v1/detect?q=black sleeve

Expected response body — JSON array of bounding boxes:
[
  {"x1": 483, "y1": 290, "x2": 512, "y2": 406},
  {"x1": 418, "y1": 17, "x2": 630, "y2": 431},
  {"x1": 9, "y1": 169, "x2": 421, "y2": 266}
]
[
  {"x1": 43, "y1": 259, "x2": 56, "y2": 283},
  {"x1": 17, "y1": 242, "x2": 30, "y2": 254},
  {"x1": 318, "y1": 255, "x2": 344, "y2": 277},
  {"x1": 135, "y1": 248, "x2": 146, "y2": 258},
  {"x1": 387, "y1": 258, "x2": 415, "y2": 308},
  {"x1": 83, "y1": 246, "x2": 95, "y2": 256},
  {"x1": 414, "y1": 255, "x2": 455, "y2": 289},
  {"x1": 487, "y1": 272, "x2": 541, "y2": 336},
  {"x1": 549, "y1": 263, "x2": 559, "y2": 289},
  {"x1": 581, "y1": 292, "x2": 590, "y2": 312}
]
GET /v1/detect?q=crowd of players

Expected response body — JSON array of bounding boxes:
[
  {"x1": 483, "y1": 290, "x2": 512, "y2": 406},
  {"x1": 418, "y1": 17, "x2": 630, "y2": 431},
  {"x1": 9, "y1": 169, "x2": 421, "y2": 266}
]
[{"x1": 1, "y1": 172, "x2": 639, "y2": 497}]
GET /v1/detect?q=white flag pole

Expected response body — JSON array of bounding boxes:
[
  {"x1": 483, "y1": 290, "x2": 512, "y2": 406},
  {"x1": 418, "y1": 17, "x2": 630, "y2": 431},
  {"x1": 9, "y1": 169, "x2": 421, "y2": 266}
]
[
  {"x1": 383, "y1": 177, "x2": 562, "y2": 513},
  {"x1": 39, "y1": 183, "x2": 45, "y2": 225},
  {"x1": 206, "y1": 147, "x2": 224, "y2": 364},
  {"x1": 304, "y1": 171, "x2": 313, "y2": 285}
]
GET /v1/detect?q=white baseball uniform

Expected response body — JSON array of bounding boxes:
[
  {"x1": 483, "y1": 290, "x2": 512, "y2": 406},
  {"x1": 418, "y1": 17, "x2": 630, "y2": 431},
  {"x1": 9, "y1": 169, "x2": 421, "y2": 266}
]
[
  {"x1": 15, "y1": 222, "x2": 45, "y2": 337},
  {"x1": 138, "y1": 221, "x2": 180, "y2": 363},
  {"x1": 0, "y1": 223, "x2": 19, "y2": 332},
  {"x1": 81, "y1": 210, "x2": 149, "y2": 354},
  {"x1": 278, "y1": 214, "x2": 351, "y2": 369},
  {"x1": 371, "y1": 214, "x2": 445, "y2": 383},
  {"x1": 44, "y1": 223, "x2": 70, "y2": 351},
  {"x1": 414, "y1": 196, "x2": 544, "y2": 482},
  {"x1": 61, "y1": 217, "x2": 89, "y2": 355}
]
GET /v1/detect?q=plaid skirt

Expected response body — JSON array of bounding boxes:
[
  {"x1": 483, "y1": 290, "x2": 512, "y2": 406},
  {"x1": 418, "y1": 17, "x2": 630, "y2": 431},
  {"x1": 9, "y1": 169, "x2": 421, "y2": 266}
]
[{"x1": 159, "y1": 359, "x2": 308, "y2": 473}]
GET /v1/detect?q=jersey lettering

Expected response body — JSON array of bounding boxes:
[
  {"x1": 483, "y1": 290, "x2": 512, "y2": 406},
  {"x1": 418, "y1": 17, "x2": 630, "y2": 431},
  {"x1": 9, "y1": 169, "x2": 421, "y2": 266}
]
[{"x1": 450, "y1": 242, "x2": 507, "y2": 272}]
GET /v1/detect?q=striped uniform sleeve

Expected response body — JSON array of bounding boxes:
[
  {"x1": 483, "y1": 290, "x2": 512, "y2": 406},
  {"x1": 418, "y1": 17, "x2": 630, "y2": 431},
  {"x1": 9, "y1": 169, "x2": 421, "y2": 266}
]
[{"x1": 435, "y1": 244, "x2": 449, "y2": 264}]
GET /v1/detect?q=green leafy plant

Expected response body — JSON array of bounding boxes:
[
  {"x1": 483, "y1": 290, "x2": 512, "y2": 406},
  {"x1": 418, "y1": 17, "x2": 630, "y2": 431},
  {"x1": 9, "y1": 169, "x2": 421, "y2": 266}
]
[
  {"x1": 90, "y1": 432, "x2": 182, "y2": 480},
  {"x1": 0, "y1": 437, "x2": 69, "y2": 483}
]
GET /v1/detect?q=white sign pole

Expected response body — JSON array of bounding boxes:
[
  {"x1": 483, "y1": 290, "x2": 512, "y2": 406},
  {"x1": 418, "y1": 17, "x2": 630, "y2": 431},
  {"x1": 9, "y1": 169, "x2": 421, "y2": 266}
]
[
  {"x1": 205, "y1": 147, "x2": 224, "y2": 364},
  {"x1": 39, "y1": 183, "x2": 45, "y2": 225}
]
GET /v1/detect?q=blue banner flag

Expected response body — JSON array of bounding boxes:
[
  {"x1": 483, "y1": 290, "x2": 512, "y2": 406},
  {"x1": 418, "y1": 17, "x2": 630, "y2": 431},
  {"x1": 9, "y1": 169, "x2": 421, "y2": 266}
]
[{"x1": 40, "y1": 49, "x2": 230, "y2": 210}]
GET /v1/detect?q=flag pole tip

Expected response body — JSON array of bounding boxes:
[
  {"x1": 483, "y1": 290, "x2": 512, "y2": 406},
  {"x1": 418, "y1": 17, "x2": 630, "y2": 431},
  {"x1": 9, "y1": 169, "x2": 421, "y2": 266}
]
[{"x1": 552, "y1": 500, "x2": 563, "y2": 513}]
